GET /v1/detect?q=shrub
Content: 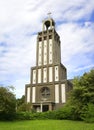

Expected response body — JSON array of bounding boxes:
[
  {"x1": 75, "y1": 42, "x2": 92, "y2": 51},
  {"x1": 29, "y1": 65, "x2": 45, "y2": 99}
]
[
  {"x1": 0, "y1": 111, "x2": 16, "y2": 121},
  {"x1": 15, "y1": 104, "x2": 94, "y2": 122},
  {"x1": 16, "y1": 112, "x2": 33, "y2": 120},
  {"x1": 15, "y1": 105, "x2": 75, "y2": 120},
  {"x1": 55, "y1": 105, "x2": 75, "y2": 120},
  {"x1": 82, "y1": 103, "x2": 94, "y2": 123}
]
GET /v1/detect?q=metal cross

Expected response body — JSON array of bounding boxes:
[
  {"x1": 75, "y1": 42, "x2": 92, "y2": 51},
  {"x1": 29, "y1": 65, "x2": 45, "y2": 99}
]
[{"x1": 47, "y1": 12, "x2": 51, "y2": 18}]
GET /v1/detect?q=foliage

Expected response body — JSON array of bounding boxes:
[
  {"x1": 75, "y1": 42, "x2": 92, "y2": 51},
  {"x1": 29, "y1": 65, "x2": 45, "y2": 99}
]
[
  {"x1": 17, "y1": 103, "x2": 32, "y2": 112},
  {"x1": 15, "y1": 112, "x2": 32, "y2": 120},
  {"x1": 81, "y1": 103, "x2": 94, "y2": 123},
  {"x1": 16, "y1": 95, "x2": 25, "y2": 107},
  {"x1": 68, "y1": 69, "x2": 94, "y2": 121},
  {"x1": 15, "y1": 106, "x2": 74, "y2": 120},
  {"x1": 0, "y1": 86, "x2": 16, "y2": 120},
  {"x1": 52, "y1": 105, "x2": 74, "y2": 120},
  {"x1": 16, "y1": 95, "x2": 32, "y2": 112}
]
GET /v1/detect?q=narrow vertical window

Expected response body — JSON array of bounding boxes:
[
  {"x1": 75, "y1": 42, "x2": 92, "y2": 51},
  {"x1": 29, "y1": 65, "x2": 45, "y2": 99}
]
[
  {"x1": 38, "y1": 69, "x2": 41, "y2": 83},
  {"x1": 55, "y1": 85, "x2": 59, "y2": 103},
  {"x1": 38, "y1": 42, "x2": 42, "y2": 66},
  {"x1": 61, "y1": 84, "x2": 66, "y2": 103},
  {"x1": 49, "y1": 67, "x2": 53, "y2": 82},
  {"x1": 27, "y1": 87, "x2": 30, "y2": 103},
  {"x1": 49, "y1": 39, "x2": 52, "y2": 64},
  {"x1": 55, "y1": 66, "x2": 59, "y2": 81},
  {"x1": 43, "y1": 40, "x2": 47, "y2": 65},
  {"x1": 32, "y1": 70, "x2": 36, "y2": 84},
  {"x1": 32, "y1": 87, "x2": 36, "y2": 103},
  {"x1": 43, "y1": 68, "x2": 47, "y2": 83}
]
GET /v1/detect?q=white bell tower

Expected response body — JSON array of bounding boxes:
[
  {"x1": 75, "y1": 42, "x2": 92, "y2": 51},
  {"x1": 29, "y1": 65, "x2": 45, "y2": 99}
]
[{"x1": 25, "y1": 16, "x2": 72, "y2": 112}]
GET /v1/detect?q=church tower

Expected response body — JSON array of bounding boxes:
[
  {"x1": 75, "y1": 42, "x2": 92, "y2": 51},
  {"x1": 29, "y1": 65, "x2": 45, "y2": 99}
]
[{"x1": 25, "y1": 16, "x2": 72, "y2": 112}]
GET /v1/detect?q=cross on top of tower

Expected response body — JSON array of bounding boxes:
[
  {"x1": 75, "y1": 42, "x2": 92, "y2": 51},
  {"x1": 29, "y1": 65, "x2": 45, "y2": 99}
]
[{"x1": 47, "y1": 12, "x2": 52, "y2": 18}]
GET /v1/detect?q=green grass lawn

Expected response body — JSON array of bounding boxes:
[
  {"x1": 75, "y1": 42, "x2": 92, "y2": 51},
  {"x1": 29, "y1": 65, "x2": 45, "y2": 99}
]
[{"x1": 0, "y1": 120, "x2": 94, "y2": 130}]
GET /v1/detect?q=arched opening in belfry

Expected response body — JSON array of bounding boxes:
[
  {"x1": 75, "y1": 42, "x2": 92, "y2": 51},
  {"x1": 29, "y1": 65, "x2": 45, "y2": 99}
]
[{"x1": 43, "y1": 19, "x2": 55, "y2": 31}]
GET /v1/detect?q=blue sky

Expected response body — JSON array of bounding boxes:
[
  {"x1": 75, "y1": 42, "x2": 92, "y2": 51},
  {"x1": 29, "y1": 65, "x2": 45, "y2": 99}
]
[{"x1": 0, "y1": 0, "x2": 94, "y2": 98}]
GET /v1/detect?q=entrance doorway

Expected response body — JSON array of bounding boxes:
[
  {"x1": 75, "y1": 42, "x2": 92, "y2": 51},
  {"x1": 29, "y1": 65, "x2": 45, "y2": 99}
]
[{"x1": 43, "y1": 105, "x2": 49, "y2": 112}]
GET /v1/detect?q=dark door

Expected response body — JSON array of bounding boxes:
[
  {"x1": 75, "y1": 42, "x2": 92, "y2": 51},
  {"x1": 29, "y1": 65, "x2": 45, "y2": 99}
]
[{"x1": 43, "y1": 105, "x2": 49, "y2": 112}]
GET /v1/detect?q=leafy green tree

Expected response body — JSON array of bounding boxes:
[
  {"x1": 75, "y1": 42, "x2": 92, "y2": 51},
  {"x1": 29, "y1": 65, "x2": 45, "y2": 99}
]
[
  {"x1": 17, "y1": 103, "x2": 32, "y2": 112},
  {"x1": 69, "y1": 69, "x2": 94, "y2": 120},
  {"x1": 16, "y1": 95, "x2": 25, "y2": 107},
  {"x1": 0, "y1": 86, "x2": 16, "y2": 120},
  {"x1": 82, "y1": 103, "x2": 94, "y2": 122},
  {"x1": 16, "y1": 95, "x2": 32, "y2": 112}
]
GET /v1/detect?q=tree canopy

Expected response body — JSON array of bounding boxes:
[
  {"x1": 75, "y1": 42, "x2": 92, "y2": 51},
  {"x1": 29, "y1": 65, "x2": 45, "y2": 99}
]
[
  {"x1": 16, "y1": 95, "x2": 32, "y2": 112},
  {"x1": 68, "y1": 69, "x2": 94, "y2": 121},
  {"x1": 0, "y1": 86, "x2": 16, "y2": 120}
]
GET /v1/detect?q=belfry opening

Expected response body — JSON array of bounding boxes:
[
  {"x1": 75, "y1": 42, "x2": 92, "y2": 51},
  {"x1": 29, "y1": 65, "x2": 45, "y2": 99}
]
[{"x1": 43, "y1": 19, "x2": 55, "y2": 30}]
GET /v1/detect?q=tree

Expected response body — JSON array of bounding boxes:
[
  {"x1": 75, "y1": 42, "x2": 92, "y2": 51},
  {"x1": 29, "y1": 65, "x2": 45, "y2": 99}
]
[
  {"x1": 17, "y1": 103, "x2": 32, "y2": 112},
  {"x1": 16, "y1": 95, "x2": 32, "y2": 112},
  {"x1": 69, "y1": 69, "x2": 94, "y2": 121},
  {"x1": 16, "y1": 95, "x2": 25, "y2": 107},
  {"x1": 0, "y1": 86, "x2": 16, "y2": 120}
]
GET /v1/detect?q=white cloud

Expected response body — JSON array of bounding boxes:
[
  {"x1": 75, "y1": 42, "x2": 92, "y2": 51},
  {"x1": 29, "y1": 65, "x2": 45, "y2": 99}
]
[
  {"x1": 0, "y1": 0, "x2": 94, "y2": 97},
  {"x1": 57, "y1": 21, "x2": 94, "y2": 75}
]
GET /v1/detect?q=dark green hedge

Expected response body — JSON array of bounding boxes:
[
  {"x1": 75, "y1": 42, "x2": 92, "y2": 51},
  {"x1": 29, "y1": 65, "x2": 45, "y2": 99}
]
[
  {"x1": 0, "y1": 111, "x2": 16, "y2": 121},
  {"x1": 15, "y1": 105, "x2": 74, "y2": 120},
  {"x1": 1, "y1": 104, "x2": 94, "y2": 123}
]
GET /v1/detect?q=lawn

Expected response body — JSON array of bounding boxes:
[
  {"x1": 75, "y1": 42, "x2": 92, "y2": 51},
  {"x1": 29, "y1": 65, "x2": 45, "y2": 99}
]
[{"x1": 0, "y1": 120, "x2": 94, "y2": 130}]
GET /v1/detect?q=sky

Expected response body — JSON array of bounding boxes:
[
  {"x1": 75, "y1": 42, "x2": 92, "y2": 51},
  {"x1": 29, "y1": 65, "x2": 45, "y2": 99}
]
[{"x1": 0, "y1": 0, "x2": 94, "y2": 98}]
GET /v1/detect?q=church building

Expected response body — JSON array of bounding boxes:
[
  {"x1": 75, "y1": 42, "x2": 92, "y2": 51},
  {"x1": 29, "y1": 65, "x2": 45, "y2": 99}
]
[{"x1": 25, "y1": 16, "x2": 72, "y2": 112}]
